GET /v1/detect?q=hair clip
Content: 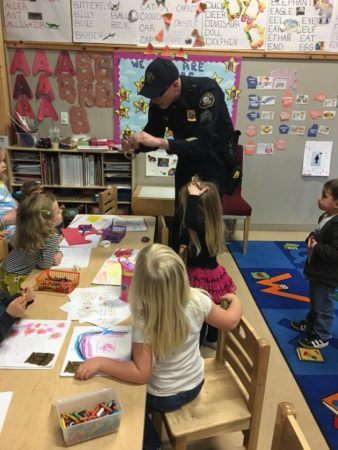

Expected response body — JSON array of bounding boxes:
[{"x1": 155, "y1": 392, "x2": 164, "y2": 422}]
[{"x1": 41, "y1": 208, "x2": 52, "y2": 217}]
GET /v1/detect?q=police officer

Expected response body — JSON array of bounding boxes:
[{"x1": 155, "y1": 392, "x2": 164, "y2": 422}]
[{"x1": 122, "y1": 57, "x2": 235, "y2": 247}]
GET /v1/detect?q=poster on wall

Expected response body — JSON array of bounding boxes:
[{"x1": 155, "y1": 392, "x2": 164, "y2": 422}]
[
  {"x1": 2, "y1": 0, "x2": 72, "y2": 42},
  {"x1": 145, "y1": 150, "x2": 178, "y2": 177},
  {"x1": 266, "y1": 0, "x2": 338, "y2": 52},
  {"x1": 113, "y1": 52, "x2": 241, "y2": 145},
  {"x1": 72, "y1": 0, "x2": 139, "y2": 43},
  {"x1": 302, "y1": 141, "x2": 332, "y2": 176}
]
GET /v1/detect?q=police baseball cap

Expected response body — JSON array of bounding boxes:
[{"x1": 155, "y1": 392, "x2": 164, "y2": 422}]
[{"x1": 139, "y1": 58, "x2": 179, "y2": 99}]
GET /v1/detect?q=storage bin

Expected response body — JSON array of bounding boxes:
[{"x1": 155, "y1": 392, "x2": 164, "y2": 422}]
[
  {"x1": 16, "y1": 132, "x2": 38, "y2": 147},
  {"x1": 55, "y1": 388, "x2": 122, "y2": 446},
  {"x1": 36, "y1": 269, "x2": 80, "y2": 293}
]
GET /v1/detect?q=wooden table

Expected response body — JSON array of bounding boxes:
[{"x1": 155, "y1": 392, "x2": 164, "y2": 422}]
[
  {"x1": 0, "y1": 216, "x2": 155, "y2": 450},
  {"x1": 132, "y1": 185, "x2": 175, "y2": 217}
]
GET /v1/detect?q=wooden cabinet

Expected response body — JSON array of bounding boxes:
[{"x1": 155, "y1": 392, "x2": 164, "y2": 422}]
[{"x1": 6, "y1": 146, "x2": 132, "y2": 214}]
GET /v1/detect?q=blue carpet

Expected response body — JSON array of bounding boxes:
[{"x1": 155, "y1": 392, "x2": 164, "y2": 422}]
[{"x1": 228, "y1": 240, "x2": 338, "y2": 450}]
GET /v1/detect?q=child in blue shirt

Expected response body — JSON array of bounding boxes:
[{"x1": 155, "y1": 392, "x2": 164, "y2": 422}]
[{"x1": 0, "y1": 148, "x2": 17, "y2": 239}]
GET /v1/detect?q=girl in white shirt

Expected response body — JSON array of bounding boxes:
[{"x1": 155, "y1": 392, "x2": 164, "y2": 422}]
[{"x1": 75, "y1": 243, "x2": 242, "y2": 450}]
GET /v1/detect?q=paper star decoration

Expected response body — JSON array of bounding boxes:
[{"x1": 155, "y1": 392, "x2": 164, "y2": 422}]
[
  {"x1": 134, "y1": 97, "x2": 149, "y2": 114},
  {"x1": 116, "y1": 86, "x2": 131, "y2": 102},
  {"x1": 122, "y1": 125, "x2": 134, "y2": 137},
  {"x1": 226, "y1": 85, "x2": 241, "y2": 100},
  {"x1": 135, "y1": 76, "x2": 145, "y2": 94},
  {"x1": 114, "y1": 104, "x2": 130, "y2": 118},
  {"x1": 224, "y1": 57, "x2": 239, "y2": 73},
  {"x1": 211, "y1": 72, "x2": 223, "y2": 85}
]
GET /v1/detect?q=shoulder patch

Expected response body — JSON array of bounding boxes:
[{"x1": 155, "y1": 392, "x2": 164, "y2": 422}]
[{"x1": 199, "y1": 91, "x2": 215, "y2": 109}]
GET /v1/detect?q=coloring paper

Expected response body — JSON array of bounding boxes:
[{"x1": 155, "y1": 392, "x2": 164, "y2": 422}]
[
  {"x1": 53, "y1": 247, "x2": 92, "y2": 269},
  {"x1": 302, "y1": 141, "x2": 332, "y2": 176},
  {"x1": 60, "y1": 326, "x2": 132, "y2": 377},
  {"x1": 67, "y1": 286, "x2": 130, "y2": 327},
  {"x1": 0, "y1": 392, "x2": 13, "y2": 433},
  {"x1": 0, "y1": 320, "x2": 70, "y2": 369},
  {"x1": 68, "y1": 214, "x2": 147, "y2": 232},
  {"x1": 92, "y1": 249, "x2": 139, "y2": 286}
]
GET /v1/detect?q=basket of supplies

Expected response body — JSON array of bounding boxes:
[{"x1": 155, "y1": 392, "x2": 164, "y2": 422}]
[
  {"x1": 102, "y1": 223, "x2": 126, "y2": 243},
  {"x1": 36, "y1": 269, "x2": 80, "y2": 293}
]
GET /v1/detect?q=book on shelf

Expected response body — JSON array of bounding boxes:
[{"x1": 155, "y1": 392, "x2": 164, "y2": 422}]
[
  {"x1": 322, "y1": 392, "x2": 338, "y2": 415},
  {"x1": 60, "y1": 154, "x2": 83, "y2": 186}
]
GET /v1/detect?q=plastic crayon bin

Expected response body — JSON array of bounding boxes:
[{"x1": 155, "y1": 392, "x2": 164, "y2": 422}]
[
  {"x1": 55, "y1": 388, "x2": 122, "y2": 446},
  {"x1": 36, "y1": 269, "x2": 80, "y2": 294}
]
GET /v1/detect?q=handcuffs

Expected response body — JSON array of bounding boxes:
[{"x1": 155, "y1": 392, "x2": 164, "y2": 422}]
[{"x1": 121, "y1": 131, "x2": 137, "y2": 160}]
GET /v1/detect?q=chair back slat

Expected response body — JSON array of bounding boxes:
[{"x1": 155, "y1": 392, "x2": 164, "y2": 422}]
[
  {"x1": 158, "y1": 215, "x2": 169, "y2": 245},
  {"x1": 0, "y1": 238, "x2": 9, "y2": 262},
  {"x1": 99, "y1": 186, "x2": 118, "y2": 215},
  {"x1": 271, "y1": 402, "x2": 311, "y2": 450}
]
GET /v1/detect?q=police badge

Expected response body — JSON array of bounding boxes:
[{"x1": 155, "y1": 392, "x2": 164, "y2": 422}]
[{"x1": 199, "y1": 92, "x2": 215, "y2": 109}]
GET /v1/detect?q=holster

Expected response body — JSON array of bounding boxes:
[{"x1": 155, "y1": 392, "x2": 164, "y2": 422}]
[{"x1": 210, "y1": 130, "x2": 242, "y2": 195}]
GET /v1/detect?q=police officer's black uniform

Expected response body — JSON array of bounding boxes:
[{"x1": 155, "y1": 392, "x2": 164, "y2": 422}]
[{"x1": 137, "y1": 75, "x2": 234, "y2": 200}]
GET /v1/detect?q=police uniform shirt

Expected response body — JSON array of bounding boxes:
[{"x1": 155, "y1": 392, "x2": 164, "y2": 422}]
[{"x1": 138, "y1": 76, "x2": 234, "y2": 195}]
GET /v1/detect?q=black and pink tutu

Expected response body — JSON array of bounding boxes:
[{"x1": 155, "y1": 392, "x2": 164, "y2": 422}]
[{"x1": 187, "y1": 264, "x2": 236, "y2": 303}]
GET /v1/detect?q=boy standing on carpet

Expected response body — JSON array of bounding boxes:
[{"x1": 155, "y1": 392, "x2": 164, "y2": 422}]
[{"x1": 291, "y1": 179, "x2": 338, "y2": 349}]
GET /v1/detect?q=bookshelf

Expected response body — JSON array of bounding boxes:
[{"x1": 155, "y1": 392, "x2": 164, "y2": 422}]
[{"x1": 6, "y1": 146, "x2": 133, "y2": 214}]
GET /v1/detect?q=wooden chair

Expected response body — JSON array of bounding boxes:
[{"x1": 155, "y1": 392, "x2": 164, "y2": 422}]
[
  {"x1": 157, "y1": 215, "x2": 169, "y2": 246},
  {"x1": 271, "y1": 402, "x2": 311, "y2": 450},
  {"x1": 99, "y1": 186, "x2": 118, "y2": 215},
  {"x1": 154, "y1": 302, "x2": 270, "y2": 450},
  {"x1": 0, "y1": 238, "x2": 9, "y2": 262},
  {"x1": 222, "y1": 145, "x2": 252, "y2": 254}
]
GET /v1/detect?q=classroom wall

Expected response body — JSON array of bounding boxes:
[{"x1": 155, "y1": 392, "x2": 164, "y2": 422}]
[
  {"x1": 135, "y1": 58, "x2": 338, "y2": 230},
  {"x1": 4, "y1": 46, "x2": 338, "y2": 230}
]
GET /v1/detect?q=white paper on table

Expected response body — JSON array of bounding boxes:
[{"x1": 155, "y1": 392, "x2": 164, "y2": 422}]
[
  {"x1": 0, "y1": 320, "x2": 70, "y2": 369},
  {"x1": 68, "y1": 214, "x2": 147, "y2": 232},
  {"x1": 59, "y1": 302, "x2": 70, "y2": 314},
  {"x1": 302, "y1": 141, "x2": 332, "y2": 176},
  {"x1": 67, "y1": 286, "x2": 130, "y2": 327},
  {"x1": 0, "y1": 392, "x2": 13, "y2": 433},
  {"x1": 68, "y1": 214, "x2": 115, "y2": 230},
  {"x1": 91, "y1": 249, "x2": 139, "y2": 286},
  {"x1": 53, "y1": 247, "x2": 92, "y2": 268},
  {"x1": 113, "y1": 217, "x2": 147, "y2": 231},
  {"x1": 60, "y1": 325, "x2": 132, "y2": 377}
]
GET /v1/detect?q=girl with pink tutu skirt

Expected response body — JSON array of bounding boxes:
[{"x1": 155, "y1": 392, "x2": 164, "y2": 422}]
[{"x1": 179, "y1": 175, "x2": 236, "y2": 346}]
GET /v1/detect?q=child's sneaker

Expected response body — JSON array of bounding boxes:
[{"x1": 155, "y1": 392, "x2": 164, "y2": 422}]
[
  {"x1": 298, "y1": 335, "x2": 329, "y2": 349},
  {"x1": 290, "y1": 320, "x2": 307, "y2": 332}
]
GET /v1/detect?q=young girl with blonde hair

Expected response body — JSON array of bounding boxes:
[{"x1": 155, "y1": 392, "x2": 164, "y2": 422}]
[
  {"x1": 0, "y1": 192, "x2": 63, "y2": 295},
  {"x1": 0, "y1": 147, "x2": 17, "y2": 240},
  {"x1": 75, "y1": 243, "x2": 242, "y2": 450},
  {"x1": 179, "y1": 175, "x2": 236, "y2": 346}
]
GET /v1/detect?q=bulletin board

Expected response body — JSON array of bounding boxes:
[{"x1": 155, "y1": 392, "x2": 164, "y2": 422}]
[{"x1": 113, "y1": 52, "x2": 241, "y2": 143}]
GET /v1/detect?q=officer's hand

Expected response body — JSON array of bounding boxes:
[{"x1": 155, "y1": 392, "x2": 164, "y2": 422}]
[
  {"x1": 133, "y1": 131, "x2": 165, "y2": 149},
  {"x1": 121, "y1": 137, "x2": 139, "y2": 151}
]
